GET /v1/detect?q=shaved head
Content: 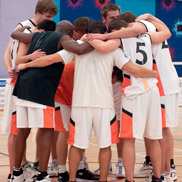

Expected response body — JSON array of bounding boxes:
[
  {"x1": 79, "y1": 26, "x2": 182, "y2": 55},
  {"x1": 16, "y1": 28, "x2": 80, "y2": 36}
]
[{"x1": 56, "y1": 20, "x2": 74, "y2": 37}]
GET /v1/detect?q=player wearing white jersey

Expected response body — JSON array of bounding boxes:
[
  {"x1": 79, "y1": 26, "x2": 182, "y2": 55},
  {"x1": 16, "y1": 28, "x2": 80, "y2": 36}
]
[
  {"x1": 120, "y1": 32, "x2": 162, "y2": 182},
  {"x1": 107, "y1": 14, "x2": 171, "y2": 182},
  {"x1": 2, "y1": 19, "x2": 36, "y2": 182},
  {"x1": 16, "y1": 20, "x2": 158, "y2": 182},
  {"x1": 87, "y1": 12, "x2": 172, "y2": 182},
  {"x1": 2, "y1": 1, "x2": 57, "y2": 181},
  {"x1": 137, "y1": 15, "x2": 180, "y2": 182},
  {"x1": 100, "y1": 4, "x2": 124, "y2": 176}
]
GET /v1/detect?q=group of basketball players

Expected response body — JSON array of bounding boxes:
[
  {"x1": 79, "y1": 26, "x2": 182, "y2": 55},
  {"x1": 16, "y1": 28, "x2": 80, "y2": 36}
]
[{"x1": 2, "y1": 0, "x2": 179, "y2": 182}]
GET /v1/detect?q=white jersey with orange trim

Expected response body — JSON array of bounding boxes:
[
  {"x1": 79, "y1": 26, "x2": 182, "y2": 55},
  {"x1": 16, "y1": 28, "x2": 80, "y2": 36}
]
[
  {"x1": 139, "y1": 20, "x2": 180, "y2": 95},
  {"x1": 10, "y1": 19, "x2": 35, "y2": 71},
  {"x1": 121, "y1": 33, "x2": 158, "y2": 99}
]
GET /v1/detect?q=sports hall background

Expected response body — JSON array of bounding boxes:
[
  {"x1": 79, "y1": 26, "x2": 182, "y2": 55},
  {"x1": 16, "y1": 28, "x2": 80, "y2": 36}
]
[{"x1": 0, "y1": 0, "x2": 182, "y2": 107}]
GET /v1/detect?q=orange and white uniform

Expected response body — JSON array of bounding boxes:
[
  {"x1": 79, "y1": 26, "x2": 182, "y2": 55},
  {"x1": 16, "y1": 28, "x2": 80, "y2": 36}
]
[
  {"x1": 119, "y1": 33, "x2": 162, "y2": 139},
  {"x1": 54, "y1": 62, "x2": 74, "y2": 131},
  {"x1": 140, "y1": 20, "x2": 180, "y2": 128},
  {"x1": 2, "y1": 20, "x2": 35, "y2": 135},
  {"x1": 58, "y1": 40, "x2": 130, "y2": 149}
]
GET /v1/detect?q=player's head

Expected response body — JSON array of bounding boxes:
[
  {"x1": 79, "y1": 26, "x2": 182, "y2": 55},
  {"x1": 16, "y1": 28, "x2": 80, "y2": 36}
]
[
  {"x1": 118, "y1": 11, "x2": 136, "y2": 23},
  {"x1": 35, "y1": 0, "x2": 58, "y2": 22},
  {"x1": 108, "y1": 18, "x2": 127, "y2": 32},
  {"x1": 101, "y1": 3, "x2": 120, "y2": 29},
  {"x1": 56, "y1": 20, "x2": 74, "y2": 37},
  {"x1": 88, "y1": 21, "x2": 107, "y2": 34},
  {"x1": 37, "y1": 19, "x2": 56, "y2": 31},
  {"x1": 73, "y1": 17, "x2": 91, "y2": 40}
]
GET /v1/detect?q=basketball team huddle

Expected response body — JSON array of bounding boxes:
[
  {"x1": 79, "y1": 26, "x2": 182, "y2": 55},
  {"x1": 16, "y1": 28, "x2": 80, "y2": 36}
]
[{"x1": 2, "y1": 0, "x2": 180, "y2": 182}]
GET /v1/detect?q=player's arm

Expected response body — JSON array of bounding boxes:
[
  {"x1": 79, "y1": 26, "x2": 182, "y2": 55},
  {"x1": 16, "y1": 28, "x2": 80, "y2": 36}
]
[
  {"x1": 3, "y1": 38, "x2": 16, "y2": 79},
  {"x1": 148, "y1": 20, "x2": 171, "y2": 44},
  {"x1": 11, "y1": 26, "x2": 33, "y2": 44},
  {"x1": 136, "y1": 13, "x2": 171, "y2": 43},
  {"x1": 136, "y1": 13, "x2": 168, "y2": 29},
  {"x1": 88, "y1": 39, "x2": 120, "y2": 53},
  {"x1": 59, "y1": 35, "x2": 93, "y2": 55},
  {"x1": 86, "y1": 22, "x2": 146, "y2": 41},
  {"x1": 122, "y1": 62, "x2": 158, "y2": 78},
  {"x1": 3, "y1": 24, "x2": 24, "y2": 79},
  {"x1": 18, "y1": 53, "x2": 64, "y2": 70},
  {"x1": 15, "y1": 42, "x2": 46, "y2": 65}
]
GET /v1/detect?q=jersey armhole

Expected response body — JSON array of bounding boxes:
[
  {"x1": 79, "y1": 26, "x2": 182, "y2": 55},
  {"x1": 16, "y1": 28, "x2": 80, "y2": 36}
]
[{"x1": 138, "y1": 21, "x2": 148, "y2": 32}]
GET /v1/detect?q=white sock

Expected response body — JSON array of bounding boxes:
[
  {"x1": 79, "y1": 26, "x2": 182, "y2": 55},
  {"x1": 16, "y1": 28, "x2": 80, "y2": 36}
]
[{"x1": 58, "y1": 165, "x2": 67, "y2": 173}]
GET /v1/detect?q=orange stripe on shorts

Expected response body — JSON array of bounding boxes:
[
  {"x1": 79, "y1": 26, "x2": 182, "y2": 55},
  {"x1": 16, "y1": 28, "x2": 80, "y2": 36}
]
[
  {"x1": 43, "y1": 106, "x2": 54, "y2": 128},
  {"x1": 120, "y1": 108, "x2": 133, "y2": 138},
  {"x1": 161, "y1": 104, "x2": 166, "y2": 128},
  {"x1": 67, "y1": 118, "x2": 75, "y2": 146},
  {"x1": 54, "y1": 107, "x2": 66, "y2": 132},
  {"x1": 110, "y1": 115, "x2": 120, "y2": 144},
  {"x1": 10, "y1": 111, "x2": 19, "y2": 136}
]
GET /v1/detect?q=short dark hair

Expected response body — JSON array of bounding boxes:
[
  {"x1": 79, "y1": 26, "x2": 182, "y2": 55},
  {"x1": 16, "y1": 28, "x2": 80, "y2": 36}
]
[
  {"x1": 73, "y1": 17, "x2": 91, "y2": 34},
  {"x1": 118, "y1": 11, "x2": 136, "y2": 23},
  {"x1": 37, "y1": 19, "x2": 56, "y2": 31},
  {"x1": 88, "y1": 21, "x2": 107, "y2": 34},
  {"x1": 108, "y1": 18, "x2": 127, "y2": 32},
  {"x1": 101, "y1": 3, "x2": 120, "y2": 18}
]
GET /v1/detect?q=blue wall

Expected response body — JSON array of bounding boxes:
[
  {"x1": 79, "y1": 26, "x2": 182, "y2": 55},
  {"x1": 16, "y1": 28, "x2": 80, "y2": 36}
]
[
  {"x1": 53, "y1": 0, "x2": 182, "y2": 77},
  {"x1": 116, "y1": 0, "x2": 156, "y2": 17}
]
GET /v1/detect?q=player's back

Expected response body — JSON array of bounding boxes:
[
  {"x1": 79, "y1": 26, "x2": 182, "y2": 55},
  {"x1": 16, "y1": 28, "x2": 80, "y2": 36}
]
[
  {"x1": 72, "y1": 47, "x2": 129, "y2": 108},
  {"x1": 121, "y1": 34, "x2": 158, "y2": 99},
  {"x1": 140, "y1": 20, "x2": 179, "y2": 96}
]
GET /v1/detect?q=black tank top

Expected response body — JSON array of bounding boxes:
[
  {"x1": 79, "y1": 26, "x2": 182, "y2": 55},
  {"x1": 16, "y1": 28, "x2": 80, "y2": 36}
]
[{"x1": 13, "y1": 31, "x2": 65, "y2": 107}]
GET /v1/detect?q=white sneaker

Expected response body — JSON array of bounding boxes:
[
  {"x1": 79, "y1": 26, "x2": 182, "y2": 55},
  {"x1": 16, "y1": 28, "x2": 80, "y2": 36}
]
[
  {"x1": 23, "y1": 166, "x2": 39, "y2": 181},
  {"x1": 145, "y1": 173, "x2": 152, "y2": 182},
  {"x1": 170, "y1": 167, "x2": 177, "y2": 181},
  {"x1": 93, "y1": 163, "x2": 112, "y2": 175},
  {"x1": 134, "y1": 162, "x2": 153, "y2": 178},
  {"x1": 164, "y1": 173, "x2": 173, "y2": 182},
  {"x1": 36, "y1": 175, "x2": 52, "y2": 182},
  {"x1": 10, "y1": 174, "x2": 25, "y2": 182},
  {"x1": 115, "y1": 161, "x2": 126, "y2": 178},
  {"x1": 47, "y1": 160, "x2": 59, "y2": 177}
]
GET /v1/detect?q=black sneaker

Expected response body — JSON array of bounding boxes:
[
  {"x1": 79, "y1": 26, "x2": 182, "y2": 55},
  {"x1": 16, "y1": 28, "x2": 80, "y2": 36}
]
[
  {"x1": 152, "y1": 175, "x2": 162, "y2": 182},
  {"x1": 76, "y1": 168, "x2": 99, "y2": 181},
  {"x1": 7, "y1": 173, "x2": 11, "y2": 182},
  {"x1": 58, "y1": 171, "x2": 69, "y2": 182}
]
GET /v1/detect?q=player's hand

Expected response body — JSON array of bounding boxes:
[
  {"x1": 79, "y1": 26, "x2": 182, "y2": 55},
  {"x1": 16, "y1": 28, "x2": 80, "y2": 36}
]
[
  {"x1": 7, "y1": 68, "x2": 16, "y2": 79},
  {"x1": 135, "y1": 13, "x2": 150, "y2": 22},
  {"x1": 30, "y1": 49, "x2": 46, "y2": 60},
  {"x1": 18, "y1": 63, "x2": 27, "y2": 71},
  {"x1": 86, "y1": 33, "x2": 106, "y2": 41},
  {"x1": 153, "y1": 70, "x2": 158, "y2": 79},
  {"x1": 80, "y1": 34, "x2": 87, "y2": 41}
]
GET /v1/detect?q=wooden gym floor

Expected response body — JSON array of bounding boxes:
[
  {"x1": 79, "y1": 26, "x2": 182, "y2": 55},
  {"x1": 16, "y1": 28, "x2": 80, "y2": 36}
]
[{"x1": 0, "y1": 108, "x2": 182, "y2": 181}]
